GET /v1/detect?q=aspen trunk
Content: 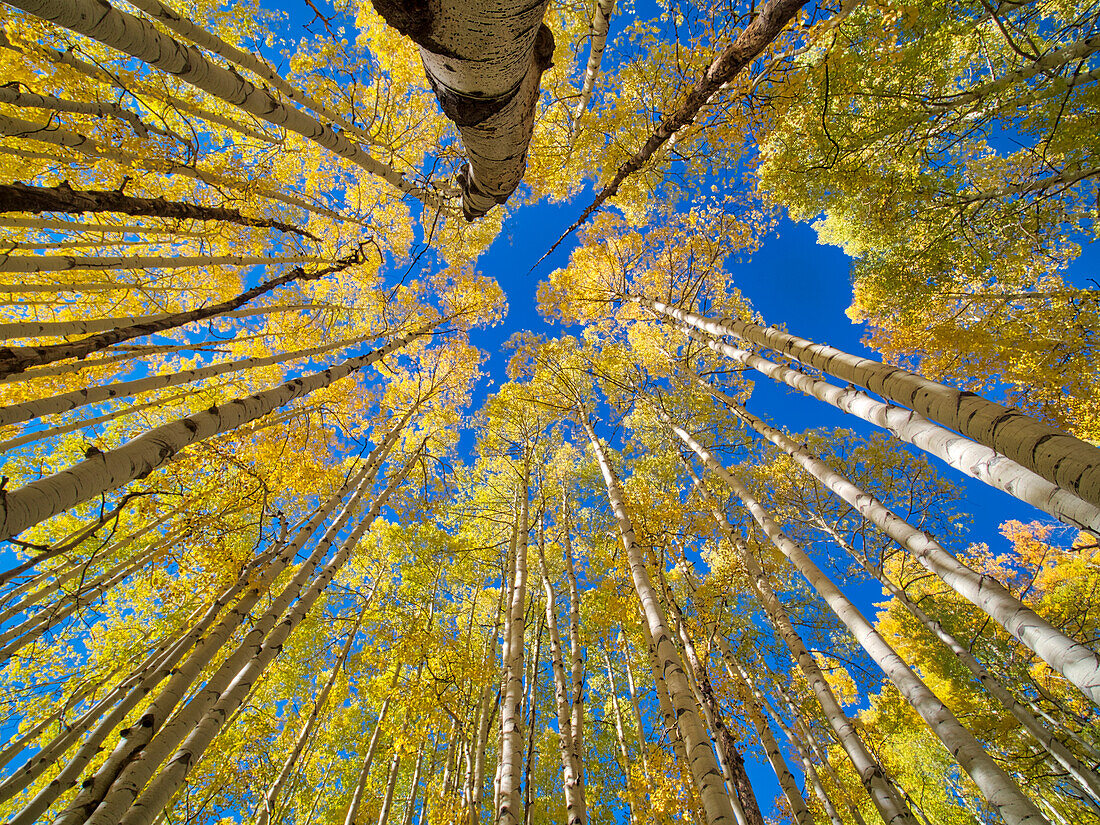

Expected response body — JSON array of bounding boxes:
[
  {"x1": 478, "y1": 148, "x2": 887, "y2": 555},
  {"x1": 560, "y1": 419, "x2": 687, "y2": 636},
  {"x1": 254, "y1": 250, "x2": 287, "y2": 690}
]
[
  {"x1": 662, "y1": 584, "x2": 766, "y2": 825},
  {"x1": 540, "y1": 0, "x2": 810, "y2": 260},
  {"x1": 91, "y1": 455, "x2": 415, "y2": 825},
  {"x1": 379, "y1": 751, "x2": 403, "y2": 825},
  {"x1": 370, "y1": 0, "x2": 555, "y2": 219},
  {"x1": 765, "y1": 703, "x2": 845, "y2": 825},
  {"x1": 822, "y1": 521, "x2": 1100, "y2": 805},
  {"x1": 254, "y1": 618, "x2": 363, "y2": 825},
  {"x1": 643, "y1": 296, "x2": 1100, "y2": 509},
  {"x1": 0, "y1": 252, "x2": 363, "y2": 378},
  {"x1": 0, "y1": 112, "x2": 358, "y2": 224},
  {"x1": 0, "y1": 86, "x2": 171, "y2": 138},
  {"x1": 402, "y1": 743, "x2": 427, "y2": 825},
  {"x1": 621, "y1": 638, "x2": 649, "y2": 775},
  {"x1": 0, "y1": 182, "x2": 316, "y2": 239},
  {"x1": 561, "y1": 500, "x2": 587, "y2": 810},
  {"x1": 676, "y1": 458, "x2": 918, "y2": 825},
  {"x1": 41, "y1": 422, "x2": 405, "y2": 825},
  {"x1": 537, "y1": 527, "x2": 587, "y2": 825},
  {"x1": 343, "y1": 667, "x2": 403, "y2": 825},
  {"x1": 0, "y1": 331, "x2": 375, "y2": 427},
  {"x1": 125, "y1": 0, "x2": 389, "y2": 150},
  {"x1": 0, "y1": 252, "x2": 316, "y2": 275},
  {"x1": 0, "y1": 216, "x2": 207, "y2": 235},
  {"x1": 572, "y1": 0, "x2": 616, "y2": 129},
  {"x1": 578, "y1": 409, "x2": 737, "y2": 825},
  {"x1": 522, "y1": 613, "x2": 543, "y2": 825},
  {"x1": 694, "y1": 375, "x2": 1100, "y2": 709},
  {"x1": 602, "y1": 644, "x2": 641, "y2": 824},
  {"x1": 7, "y1": 0, "x2": 427, "y2": 198},
  {"x1": 672, "y1": 555, "x2": 812, "y2": 825},
  {"x1": 0, "y1": 389, "x2": 195, "y2": 453},
  {"x1": 673, "y1": 422, "x2": 1050, "y2": 825},
  {"x1": 498, "y1": 464, "x2": 531, "y2": 825},
  {"x1": 0, "y1": 326, "x2": 429, "y2": 540},
  {"x1": 679, "y1": 324, "x2": 1100, "y2": 533}
]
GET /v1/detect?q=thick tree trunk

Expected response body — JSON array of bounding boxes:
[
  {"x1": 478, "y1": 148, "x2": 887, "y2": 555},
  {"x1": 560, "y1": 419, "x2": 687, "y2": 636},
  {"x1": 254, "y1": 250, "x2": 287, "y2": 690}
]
[
  {"x1": 578, "y1": 409, "x2": 737, "y2": 825},
  {"x1": 0, "y1": 182, "x2": 316, "y2": 239},
  {"x1": 672, "y1": 422, "x2": 1050, "y2": 825},
  {"x1": 0, "y1": 326, "x2": 429, "y2": 540},
  {"x1": 678, "y1": 323, "x2": 1100, "y2": 533},
  {"x1": 371, "y1": 0, "x2": 555, "y2": 219},
  {"x1": 642, "y1": 296, "x2": 1100, "y2": 509},
  {"x1": 694, "y1": 375, "x2": 1100, "y2": 709}
]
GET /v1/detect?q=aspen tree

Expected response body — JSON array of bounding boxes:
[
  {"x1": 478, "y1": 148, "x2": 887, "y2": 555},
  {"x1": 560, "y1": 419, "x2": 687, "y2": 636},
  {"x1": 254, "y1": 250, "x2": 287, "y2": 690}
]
[
  {"x1": 571, "y1": 0, "x2": 616, "y2": 131},
  {"x1": 0, "y1": 331, "x2": 378, "y2": 428},
  {"x1": 670, "y1": 421, "x2": 1051, "y2": 825},
  {"x1": 342, "y1": 666, "x2": 403, "y2": 825},
  {"x1": 6, "y1": 0, "x2": 429, "y2": 199},
  {"x1": 370, "y1": 0, "x2": 555, "y2": 219},
  {"x1": 680, "y1": 323, "x2": 1100, "y2": 533},
  {"x1": 0, "y1": 182, "x2": 316, "y2": 239},
  {"x1": 577, "y1": 408, "x2": 737, "y2": 825},
  {"x1": 0, "y1": 252, "x2": 365, "y2": 377},
  {"x1": 498, "y1": 459, "x2": 531, "y2": 825},
  {"x1": 642, "y1": 297, "x2": 1100, "y2": 510},
  {"x1": 677, "y1": 458, "x2": 918, "y2": 825},
  {"x1": 537, "y1": 520, "x2": 587, "y2": 825},
  {"x1": 690, "y1": 371, "x2": 1100, "y2": 709}
]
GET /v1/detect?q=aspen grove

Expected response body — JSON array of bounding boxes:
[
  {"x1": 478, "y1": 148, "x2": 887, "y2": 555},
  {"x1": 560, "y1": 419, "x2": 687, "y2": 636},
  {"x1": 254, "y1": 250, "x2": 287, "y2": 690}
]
[{"x1": 0, "y1": 0, "x2": 1099, "y2": 824}]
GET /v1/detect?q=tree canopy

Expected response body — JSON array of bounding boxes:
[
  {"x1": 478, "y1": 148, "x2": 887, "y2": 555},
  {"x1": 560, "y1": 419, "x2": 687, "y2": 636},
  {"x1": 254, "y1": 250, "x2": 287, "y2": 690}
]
[{"x1": 0, "y1": 1, "x2": 1098, "y2": 825}]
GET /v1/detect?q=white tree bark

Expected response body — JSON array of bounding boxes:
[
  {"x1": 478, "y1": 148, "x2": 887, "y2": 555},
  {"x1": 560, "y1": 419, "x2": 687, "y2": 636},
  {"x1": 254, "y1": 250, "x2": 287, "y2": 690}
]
[
  {"x1": 497, "y1": 464, "x2": 530, "y2": 825},
  {"x1": 572, "y1": 0, "x2": 616, "y2": 129},
  {"x1": 640, "y1": 296, "x2": 1100, "y2": 508},
  {"x1": 821, "y1": 521, "x2": 1100, "y2": 805},
  {"x1": 6, "y1": 0, "x2": 428, "y2": 199},
  {"x1": 537, "y1": 530, "x2": 587, "y2": 825},
  {"x1": 677, "y1": 324, "x2": 1100, "y2": 534},
  {"x1": 370, "y1": 0, "x2": 555, "y2": 219},
  {"x1": 671, "y1": 421, "x2": 1050, "y2": 825},
  {"x1": 578, "y1": 409, "x2": 737, "y2": 825},
  {"x1": 0, "y1": 252, "x2": 316, "y2": 275},
  {"x1": 676, "y1": 457, "x2": 918, "y2": 825},
  {"x1": 0, "y1": 326, "x2": 430, "y2": 540},
  {"x1": 90, "y1": 453, "x2": 416, "y2": 825},
  {"x1": 342, "y1": 666, "x2": 403, "y2": 825},
  {"x1": 0, "y1": 331, "x2": 375, "y2": 427},
  {"x1": 692, "y1": 375, "x2": 1100, "y2": 709}
]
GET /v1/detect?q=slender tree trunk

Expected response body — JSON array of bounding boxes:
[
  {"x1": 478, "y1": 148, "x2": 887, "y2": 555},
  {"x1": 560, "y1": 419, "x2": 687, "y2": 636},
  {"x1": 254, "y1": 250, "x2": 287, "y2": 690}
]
[
  {"x1": 578, "y1": 408, "x2": 737, "y2": 825},
  {"x1": 0, "y1": 182, "x2": 316, "y2": 239},
  {"x1": 498, "y1": 462, "x2": 531, "y2": 825},
  {"x1": 821, "y1": 520, "x2": 1100, "y2": 805},
  {"x1": 561, "y1": 499, "x2": 587, "y2": 811},
  {"x1": 765, "y1": 702, "x2": 845, "y2": 825},
  {"x1": 401, "y1": 743, "x2": 427, "y2": 825},
  {"x1": 7, "y1": 0, "x2": 428, "y2": 199},
  {"x1": 693, "y1": 374, "x2": 1100, "y2": 709},
  {"x1": 676, "y1": 458, "x2": 918, "y2": 825},
  {"x1": 539, "y1": 0, "x2": 810, "y2": 260},
  {"x1": 88, "y1": 454, "x2": 416, "y2": 825},
  {"x1": 370, "y1": 0, "x2": 554, "y2": 219},
  {"x1": 642, "y1": 296, "x2": 1100, "y2": 509},
  {"x1": 602, "y1": 643, "x2": 641, "y2": 825},
  {"x1": 537, "y1": 525, "x2": 587, "y2": 825},
  {"x1": 620, "y1": 638, "x2": 650, "y2": 776},
  {"x1": 379, "y1": 751, "x2": 404, "y2": 825},
  {"x1": 522, "y1": 611, "x2": 543, "y2": 825},
  {"x1": 343, "y1": 666, "x2": 403, "y2": 825},
  {"x1": 672, "y1": 421, "x2": 1050, "y2": 825},
  {"x1": 0, "y1": 331, "x2": 376, "y2": 428},
  {"x1": 571, "y1": 0, "x2": 616, "y2": 130},
  {"x1": 0, "y1": 216, "x2": 207, "y2": 236},
  {"x1": 0, "y1": 252, "x2": 317, "y2": 275},
  {"x1": 254, "y1": 617, "x2": 363, "y2": 825},
  {"x1": 0, "y1": 252, "x2": 363, "y2": 378},
  {"x1": 0, "y1": 325, "x2": 431, "y2": 540}
]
